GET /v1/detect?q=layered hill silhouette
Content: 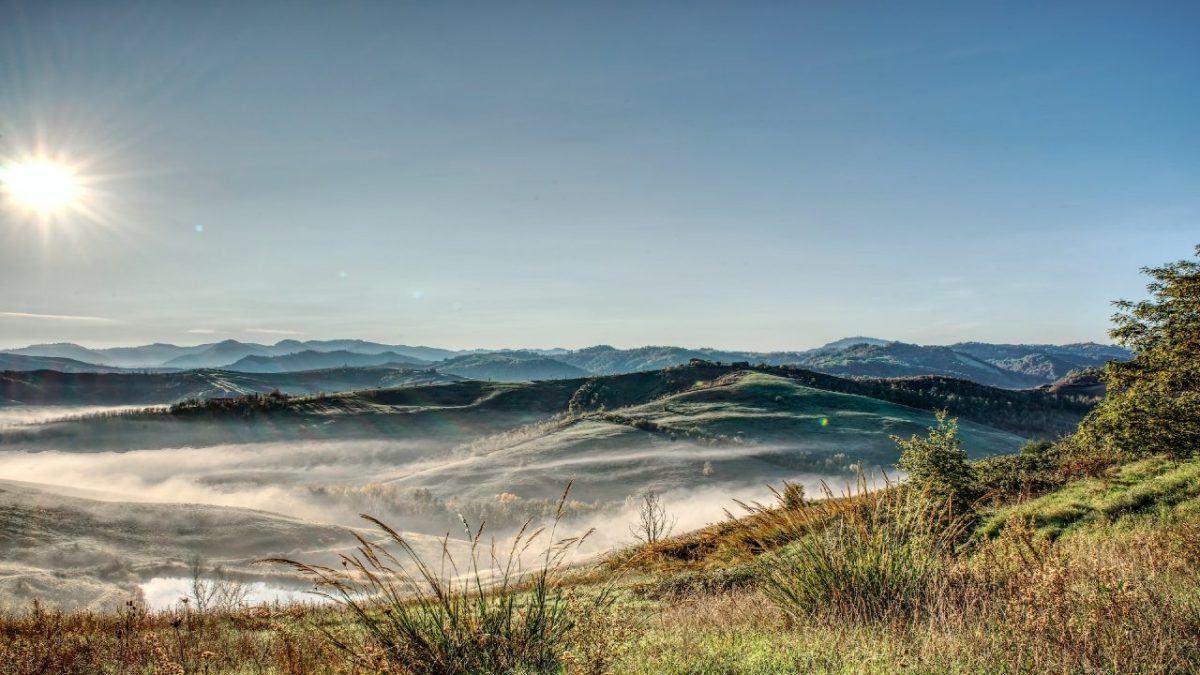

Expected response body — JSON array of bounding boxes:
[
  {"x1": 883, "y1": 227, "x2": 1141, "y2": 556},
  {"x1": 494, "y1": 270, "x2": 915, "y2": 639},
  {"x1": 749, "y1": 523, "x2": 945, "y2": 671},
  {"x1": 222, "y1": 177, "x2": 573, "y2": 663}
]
[
  {"x1": 1, "y1": 362, "x2": 1094, "y2": 453},
  {"x1": 5, "y1": 339, "x2": 455, "y2": 370},
  {"x1": 2, "y1": 337, "x2": 1129, "y2": 389},
  {"x1": 1, "y1": 367, "x2": 461, "y2": 406},
  {"x1": 0, "y1": 353, "x2": 127, "y2": 374},
  {"x1": 223, "y1": 350, "x2": 427, "y2": 373},
  {"x1": 435, "y1": 351, "x2": 591, "y2": 381}
]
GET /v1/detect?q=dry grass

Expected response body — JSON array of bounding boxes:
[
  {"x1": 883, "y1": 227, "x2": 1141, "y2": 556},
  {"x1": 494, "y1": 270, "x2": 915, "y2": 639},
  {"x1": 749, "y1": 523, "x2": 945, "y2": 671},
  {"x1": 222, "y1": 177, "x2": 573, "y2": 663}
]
[
  {"x1": 612, "y1": 511, "x2": 1200, "y2": 674},
  {"x1": 265, "y1": 481, "x2": 615, "y2": 674},
  {"x1": 0, "y1": 600, "x2": 341, "y2": 675},
  {"x1": 608, "y1": 460, "x2": 1200, "y2": 674},
  {"x1": 745, "y1": 478, "x2": 967, "y2": 623}
]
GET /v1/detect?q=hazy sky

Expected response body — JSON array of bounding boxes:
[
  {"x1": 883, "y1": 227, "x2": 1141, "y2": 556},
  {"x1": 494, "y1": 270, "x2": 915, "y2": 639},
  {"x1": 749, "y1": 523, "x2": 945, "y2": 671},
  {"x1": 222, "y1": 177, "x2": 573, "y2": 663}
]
[{"x1": 0, "y1": 1, "x2": 1196, "y2": 350}]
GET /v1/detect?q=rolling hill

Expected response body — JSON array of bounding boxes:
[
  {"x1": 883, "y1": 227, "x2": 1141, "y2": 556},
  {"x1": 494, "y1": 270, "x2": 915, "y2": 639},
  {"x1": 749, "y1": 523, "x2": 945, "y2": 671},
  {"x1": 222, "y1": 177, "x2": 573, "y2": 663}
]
[
  {"x1": 0, "y1": 353, "x2": 127, "y2": 374},
  {"x1": 525, "y1": 340, "x2": 1127, "y2": 388},
  {"x1": 0, "y1": 362, "x2": 1092, "y2": 454},
  {"x1": 1037, "y1": 367, "x2": 1107, "y2": 397},
  {"x1": 281, "y1": 339, "x2": 458, "y2": 362},
  {"x1": 90, "y1": 342, "x2": 212, "y2": 368},
  {"x1": 0, "y1": 367, "x2": 461, "y2": 406},
  {"x1": 796, "y1": 341, "x2": 1044, "y2": 389},
  {"x1": 436, "y1": 351, "x2": 591, "y2": 381},
  {"x1": 380, "y1": 371, "x2": 1024, "y2": 503},
  {"x1": 222, "y1": 349, "x2": 428, "y2": 372},
  {"x1": 555, "y1": 346, "x2": 752, "y2": 375},
  {"x1": 2, "y1": 343, "x2": 119, "y2": 366},
  {"x1": 160, "y1": 340, "x2": 279, "y2": 369}
]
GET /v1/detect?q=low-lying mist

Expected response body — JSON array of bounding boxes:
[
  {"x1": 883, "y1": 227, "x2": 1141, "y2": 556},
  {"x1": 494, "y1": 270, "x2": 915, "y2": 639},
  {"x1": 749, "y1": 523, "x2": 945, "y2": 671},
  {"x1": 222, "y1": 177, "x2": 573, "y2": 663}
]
[
  {"x1": 0, "y1": 438, "x2": 449, "y2": 527},
  {"x1": 0, "y1": 405, "x2": 167, "y2": 428},
  {"x1": 0, "y1": 406, "x2": 866, "y2": 526},
  {"x1": 0, "y1": 405, "x2": 868, "y2": 610}
]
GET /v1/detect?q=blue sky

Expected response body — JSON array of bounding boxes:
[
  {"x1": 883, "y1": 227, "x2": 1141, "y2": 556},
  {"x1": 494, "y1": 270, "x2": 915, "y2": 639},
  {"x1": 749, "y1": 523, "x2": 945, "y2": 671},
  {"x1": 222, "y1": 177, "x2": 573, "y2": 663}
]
[{"x1": 0, "y1": 1, "x2": 1196, "y2": 350}]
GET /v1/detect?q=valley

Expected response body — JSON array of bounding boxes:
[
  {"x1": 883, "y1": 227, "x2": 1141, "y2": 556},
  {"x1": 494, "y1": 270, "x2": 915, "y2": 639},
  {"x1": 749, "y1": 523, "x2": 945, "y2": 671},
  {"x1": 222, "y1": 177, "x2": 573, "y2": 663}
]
[{"x1": 0, "y1": 359, "x2": 1089, "y2": 609}]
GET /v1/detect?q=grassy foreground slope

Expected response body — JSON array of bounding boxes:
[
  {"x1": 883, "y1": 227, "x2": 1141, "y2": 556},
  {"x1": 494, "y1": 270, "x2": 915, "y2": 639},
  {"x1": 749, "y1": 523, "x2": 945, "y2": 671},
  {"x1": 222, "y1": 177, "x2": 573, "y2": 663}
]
[
  {"x1": 4, "y1": 454, "x2": 1196, "y2": 673},
  {"x1": 978, "y1": 455, "x2": 1200, "y2": 538},
  {"x1": 600, "y1": 459, "x2": 1200, "y2": 674}
]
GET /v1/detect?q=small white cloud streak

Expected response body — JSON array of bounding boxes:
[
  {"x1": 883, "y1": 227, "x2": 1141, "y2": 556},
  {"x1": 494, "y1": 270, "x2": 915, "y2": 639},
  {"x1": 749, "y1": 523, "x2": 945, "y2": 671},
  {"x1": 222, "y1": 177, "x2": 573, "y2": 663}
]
[
  {"x1": 186, "y1": 328, "x2": 217, "y2": 334},
  {"x1": 245, "y1": 328, "x2": 303, "y2": 335},
  {"x1": 0, "y1": 311, "x2": 118, "y2": 323}
]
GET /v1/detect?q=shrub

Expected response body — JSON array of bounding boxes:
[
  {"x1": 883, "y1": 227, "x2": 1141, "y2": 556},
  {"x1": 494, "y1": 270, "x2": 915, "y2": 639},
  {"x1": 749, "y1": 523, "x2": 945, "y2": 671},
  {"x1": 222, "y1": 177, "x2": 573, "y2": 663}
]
[
  {"x1": 779, "y1": 481, "x2": 806, "y2": 510},
  {"x1": 894, "y1": 410, "x2": 978, "y2": 512},
  {"x1": 268, "y1": 483, "x2": 608, "y2": 674},
  {"x1": 752, "y1": 478, "x2": 966, "y2": 623},
  {"x1": 974, "y1": 439, "x2": 1065, "y2": 501}
]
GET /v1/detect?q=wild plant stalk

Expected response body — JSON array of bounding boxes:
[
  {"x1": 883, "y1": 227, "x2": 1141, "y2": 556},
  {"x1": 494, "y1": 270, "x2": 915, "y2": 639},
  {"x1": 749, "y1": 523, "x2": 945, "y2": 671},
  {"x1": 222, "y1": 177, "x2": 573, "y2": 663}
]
[
  {"x1": 742, "y1": 474, "x2": 967, "y2": 624},
  {"x1": 267, "y1": 481, "x2": 606, "y2": 674}
]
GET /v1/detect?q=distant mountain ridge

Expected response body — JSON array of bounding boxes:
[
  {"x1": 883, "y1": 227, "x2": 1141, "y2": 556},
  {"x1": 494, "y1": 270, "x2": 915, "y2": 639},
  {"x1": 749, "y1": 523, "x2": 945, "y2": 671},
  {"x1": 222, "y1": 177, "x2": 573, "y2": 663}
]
[
  {"x1": 0, "y1": 353, "x2": 128, "y2": 374},
  {"x1": 436, "y1": 351, "x2": 591, "y2": 381},
  {"x1": 2, "y1": 337, "x2": 1129, "y2": 389},
  {"x1": 5, "y1": 339, "x2": 457, "y2": 370},
  {"x1": 3, "y1": 343, "x2": 120, "y2": 366},
  {"x1": 797, "y1": 341, "x2": 1041, "y2": 389},
  {"x1": 223, "y1": 350, "x2": 427, "y2": 373}
]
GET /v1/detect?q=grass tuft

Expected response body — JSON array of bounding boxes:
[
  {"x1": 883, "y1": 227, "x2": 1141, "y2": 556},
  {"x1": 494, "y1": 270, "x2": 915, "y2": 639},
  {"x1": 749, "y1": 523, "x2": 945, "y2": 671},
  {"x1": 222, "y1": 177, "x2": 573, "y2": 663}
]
[
  {"x1": 266, "y1": 481, "x2": 610, "y2": 674},
  {"x1": 745, "y1": 476, "x2": 967, "y2": 623}
]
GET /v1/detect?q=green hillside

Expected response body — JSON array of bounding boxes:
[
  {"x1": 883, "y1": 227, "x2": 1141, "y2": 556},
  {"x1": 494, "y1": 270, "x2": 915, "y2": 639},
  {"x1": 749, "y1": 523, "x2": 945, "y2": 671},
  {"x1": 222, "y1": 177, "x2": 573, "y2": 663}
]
[
  {"x1": 978, "y1": 455, "x2": 1200, "y2": 539},
  {"x1": 0, "y1": 363, "x2": 1088, "y2": 453},
  {"x1": 380, "y1": 371, "x2": 1023, "y2": 503},
  {"x1": 435, "y1": 351, "x2": 591, "y2": 381},
  {"x1": 0, "y1": 367, "x2": 461, "y2": 406}
]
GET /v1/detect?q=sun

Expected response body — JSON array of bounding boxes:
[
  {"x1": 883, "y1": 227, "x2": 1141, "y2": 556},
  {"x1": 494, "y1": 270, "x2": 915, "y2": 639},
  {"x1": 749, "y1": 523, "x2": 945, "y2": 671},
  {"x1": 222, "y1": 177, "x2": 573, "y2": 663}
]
[{"x1": 1, "y1": 160, "x2": 79, "y2": 214}]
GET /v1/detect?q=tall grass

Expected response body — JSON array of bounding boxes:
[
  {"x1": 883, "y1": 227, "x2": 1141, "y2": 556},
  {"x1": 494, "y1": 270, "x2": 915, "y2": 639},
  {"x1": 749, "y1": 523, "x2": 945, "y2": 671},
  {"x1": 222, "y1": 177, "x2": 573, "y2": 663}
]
[
  {"x1": 268, "y1": 481, "x2": 607, "y2": 674},
  {"x1": 744, "y1": 477, "x2": 966, "y2": 623}
]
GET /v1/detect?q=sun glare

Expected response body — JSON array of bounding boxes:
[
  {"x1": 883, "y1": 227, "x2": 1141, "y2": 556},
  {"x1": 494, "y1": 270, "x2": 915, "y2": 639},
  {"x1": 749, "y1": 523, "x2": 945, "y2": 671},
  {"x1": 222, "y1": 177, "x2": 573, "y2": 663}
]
[{"x1": 1, "y1": 161, "x2": 79, "y2": 213}]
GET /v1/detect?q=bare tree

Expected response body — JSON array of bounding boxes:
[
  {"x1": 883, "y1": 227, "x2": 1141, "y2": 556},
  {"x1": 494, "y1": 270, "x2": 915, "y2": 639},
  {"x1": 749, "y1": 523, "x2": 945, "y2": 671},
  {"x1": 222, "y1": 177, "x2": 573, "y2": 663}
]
[
  {"x1": 629, "y1": 490, "x2": 677, "y2": 544},
  {"x1": 188, "y1": 556, "x2": 249, "y2": 613}
]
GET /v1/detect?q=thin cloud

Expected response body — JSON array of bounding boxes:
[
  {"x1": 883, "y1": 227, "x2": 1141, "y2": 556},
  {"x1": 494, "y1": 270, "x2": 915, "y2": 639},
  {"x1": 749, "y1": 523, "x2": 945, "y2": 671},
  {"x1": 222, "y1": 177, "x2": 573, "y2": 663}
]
[
  {"x1": 246, "y1": 328, "x2": 303, "y2": 335},
  {"x1": 186, "y1": 328, "x2": 218, "y2": 334},
  {"x1": 0, "y1": 311, "x2": 119, "y2": 323}
]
